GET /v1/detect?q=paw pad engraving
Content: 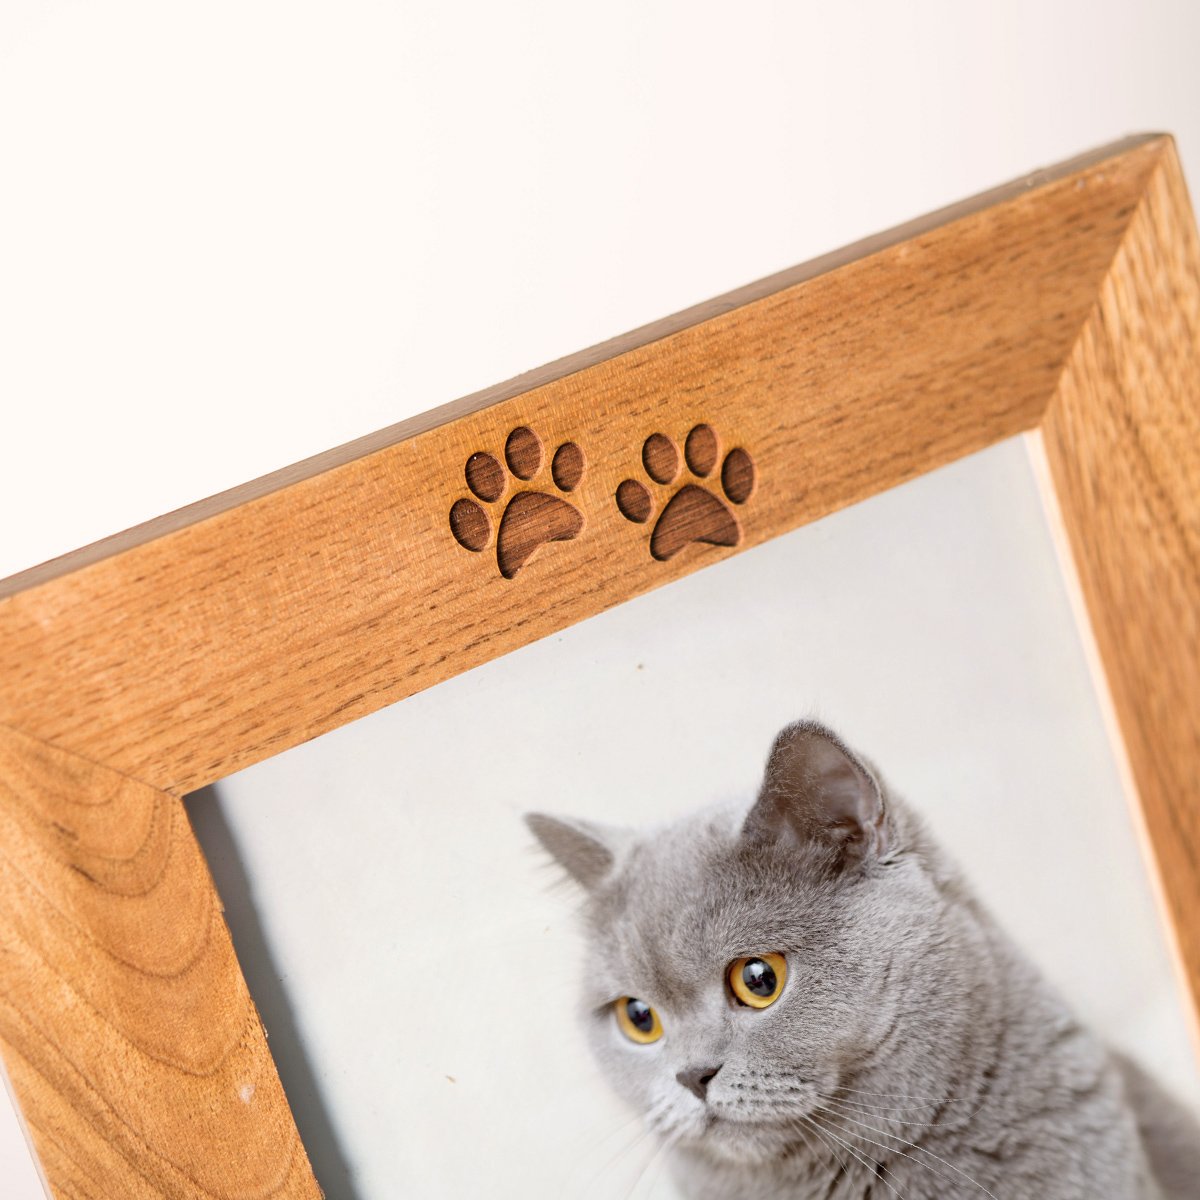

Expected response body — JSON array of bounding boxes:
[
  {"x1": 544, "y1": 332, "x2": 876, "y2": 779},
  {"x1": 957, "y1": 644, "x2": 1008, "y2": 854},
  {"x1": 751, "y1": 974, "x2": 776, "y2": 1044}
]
[
  {"x1": 450, "y1": 427, "x2": 585, "y2": 579},
  {"x1": 616, "y1": 425, "x2": 755, "y2": 561}
]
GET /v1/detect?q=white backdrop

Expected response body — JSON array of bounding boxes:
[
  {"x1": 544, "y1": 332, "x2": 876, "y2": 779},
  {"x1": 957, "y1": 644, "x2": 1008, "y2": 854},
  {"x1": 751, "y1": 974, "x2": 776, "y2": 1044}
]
[{"x1": 3, "y1": 2, "x2": 1200, "y2": 1195}]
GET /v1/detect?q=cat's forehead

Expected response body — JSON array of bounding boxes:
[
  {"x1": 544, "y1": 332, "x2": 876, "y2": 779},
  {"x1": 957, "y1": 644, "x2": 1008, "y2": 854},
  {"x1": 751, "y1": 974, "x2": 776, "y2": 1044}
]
[{"x1": 587, "y1": 806, "x2": 830, "y2": 999}]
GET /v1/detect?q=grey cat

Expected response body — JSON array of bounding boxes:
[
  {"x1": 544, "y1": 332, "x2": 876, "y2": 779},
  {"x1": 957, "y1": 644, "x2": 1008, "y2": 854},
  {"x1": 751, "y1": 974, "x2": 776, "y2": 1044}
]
[{"x1": 526, "y1": 720, "x2": 1200, "y2": 1199}]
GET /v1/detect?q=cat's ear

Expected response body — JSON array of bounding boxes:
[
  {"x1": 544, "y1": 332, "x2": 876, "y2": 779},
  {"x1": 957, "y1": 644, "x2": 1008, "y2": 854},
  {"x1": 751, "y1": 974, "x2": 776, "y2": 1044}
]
[
  {"x1": 743, "y1": 721, "x2": 889, "y2": 867},
  {"x1": 524, "y1": 812, "x2": 629, "y2": 891}
]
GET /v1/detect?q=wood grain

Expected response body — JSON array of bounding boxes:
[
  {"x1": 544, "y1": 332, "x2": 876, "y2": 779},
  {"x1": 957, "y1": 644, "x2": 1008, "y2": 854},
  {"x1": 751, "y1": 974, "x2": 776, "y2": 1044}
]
[
  {"x1": 0, "y1": 138, "x2": 1167, "y2": 796},
  {"x1": 1040, "y1": 140, "x2": 1200, "y2": 1017},
  {"x1": 0, "y1": 724, "x2": 319, "y2": 1198}
]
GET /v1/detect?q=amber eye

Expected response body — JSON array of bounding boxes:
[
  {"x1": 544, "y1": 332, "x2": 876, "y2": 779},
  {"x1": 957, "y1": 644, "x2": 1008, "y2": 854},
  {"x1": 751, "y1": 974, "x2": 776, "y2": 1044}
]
[
  {"x1": 728, "y1": 952, "x2": 787, "y2": 1008},
  {"x1": 615, "y1": 997, "x2": 664, "y2": 1044}
]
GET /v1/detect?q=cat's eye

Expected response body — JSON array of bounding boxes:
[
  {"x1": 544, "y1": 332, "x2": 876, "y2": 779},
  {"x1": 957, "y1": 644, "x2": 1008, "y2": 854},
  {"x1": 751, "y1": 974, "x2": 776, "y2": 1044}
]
[
  {"x1": 614, "y1": 997, "x2": 663, "y2": 1044},
  {"x1": 727, "y1": 952, "x2": 787, "y2": 1008}
]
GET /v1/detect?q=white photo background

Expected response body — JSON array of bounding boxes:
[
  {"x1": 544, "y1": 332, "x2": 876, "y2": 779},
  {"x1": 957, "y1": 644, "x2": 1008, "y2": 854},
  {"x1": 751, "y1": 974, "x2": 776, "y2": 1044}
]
[{"x1": 187, "y1": 436, "x2": 1200, "y2": 1198}]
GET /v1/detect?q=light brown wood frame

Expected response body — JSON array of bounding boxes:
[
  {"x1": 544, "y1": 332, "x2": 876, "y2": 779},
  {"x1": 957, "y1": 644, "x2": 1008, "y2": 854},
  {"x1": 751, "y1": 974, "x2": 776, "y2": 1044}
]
[{"x1": 0, "y1": 133, "x2": 1196, "y2": 1198}]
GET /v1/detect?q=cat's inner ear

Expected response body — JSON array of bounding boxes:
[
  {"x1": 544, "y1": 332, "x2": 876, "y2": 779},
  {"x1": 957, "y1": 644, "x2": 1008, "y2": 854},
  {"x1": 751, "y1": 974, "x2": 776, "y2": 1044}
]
[
  {"x1": 743, "y1": 721, "x2": 889, "y2": 866},
  {"x1": 524, "y1": 812, "x2": 628, "y2": 891}
]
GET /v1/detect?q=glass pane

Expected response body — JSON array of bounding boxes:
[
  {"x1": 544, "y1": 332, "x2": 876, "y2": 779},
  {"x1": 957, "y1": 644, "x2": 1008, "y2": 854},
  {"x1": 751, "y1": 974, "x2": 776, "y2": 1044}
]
[{"x1": 187, "y1": 436, "x2": 1200, "y2": 1198}]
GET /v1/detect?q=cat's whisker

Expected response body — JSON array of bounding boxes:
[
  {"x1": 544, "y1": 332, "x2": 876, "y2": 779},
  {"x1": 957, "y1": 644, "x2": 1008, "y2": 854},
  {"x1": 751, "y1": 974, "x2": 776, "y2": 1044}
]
[
  {"x1": 822, "y1": 1094, "x2": 980, "y2": 1127},
  {"x1": 620, "y1": 1138, "x2": 664, "y2": 1200},
  {"x1": 624, "y1": 1124, "x2": 681, "y2": 1200},
  {"x1": 792, "y1": 1117, "x2": 847, "y2": 1184},
  {"x1": 801, "y1": 1114, "x2": 909, "y2": 1200},
  {"x1": 581, "y1": 1100, "x2": 669, "y2": 1195},
  {"x1": 789, "y1": 1118, "x2": 834, "y2": 1189},
  {"x1": 801, "y1": 1108, "x2": 888, "y2": 1195},
  {"x1": 820, "y1": 1092, "x2": 948, "y2": 1112},
  {"x1": 793, "y1": 1114, "x2": 861, "y2": 1192},
  {"x1": 578, "y1": 1106, "x2": 650, "y2": 1158},
  {"x1": 583, "y1": 1132, "x2": 652, "y2": 1197},
  {"x1": 813, "y1": 1111, "x2": 971, "y2": 1197},
  {"x1": 582, "y1": 1128, "x2": 655, "y2": 1200},
  {"x1": 791, "y1": 1119, "x2": 821, "y2": 1159},
  {"x1": 815, "y1": 1109, "x2": 998, "y2": 1199},
  {"x1": 829, "y1": 1084, "x2": 977, "y2": 1103}
]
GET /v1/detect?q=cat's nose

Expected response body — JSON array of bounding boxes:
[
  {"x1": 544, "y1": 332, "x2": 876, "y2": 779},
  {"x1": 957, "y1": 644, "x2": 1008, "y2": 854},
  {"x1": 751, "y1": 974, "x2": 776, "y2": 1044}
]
[{"x1": 676, "y1": 1065, "x2": 721, "y2": 1101}]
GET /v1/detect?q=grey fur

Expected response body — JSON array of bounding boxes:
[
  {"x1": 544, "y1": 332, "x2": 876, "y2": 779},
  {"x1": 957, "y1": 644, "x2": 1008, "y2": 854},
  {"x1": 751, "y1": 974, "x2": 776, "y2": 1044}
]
[{"x1": 526, "y1": 720, "x2": 1200, "y2": 1199}]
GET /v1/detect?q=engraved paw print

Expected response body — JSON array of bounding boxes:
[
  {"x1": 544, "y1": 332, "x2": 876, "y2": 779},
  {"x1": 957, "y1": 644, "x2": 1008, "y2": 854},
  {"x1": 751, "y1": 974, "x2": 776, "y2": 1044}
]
[
  {"x1": 615, "y1": 425, "x2": 755, "y2": 561},
  {"x1": 449, "y1": 427, "x2": 585, "y2": 579}
]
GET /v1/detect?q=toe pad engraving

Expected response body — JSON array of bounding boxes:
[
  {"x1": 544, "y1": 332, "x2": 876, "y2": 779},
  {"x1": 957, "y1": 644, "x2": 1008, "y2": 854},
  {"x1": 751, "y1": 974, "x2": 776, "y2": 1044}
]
[
  {"x1": 449, "y1": 499, "x2": 491, "y2": 552},
  {"x1": 722, "y1": 447, "x2": 755, "y2": 505},
  {"x1": 451, "y1": 430, "x2": 586, "y2": 578},
  {"x1": 642, "y1": 433, "x2": 679, "y2": 485},
  {"x1": 497, "y1": 492, "x2": 584, "y2": 580},
  {"x1": 464, "y1": 452, "x2": 505, "y2": 503},
  {"x1": 505, "y1": 427, "x2": 543, "y2": 480},
  {"x1": 684, "y1": 424, "x2": 719, "y2": 478},
  {"x1": 450, "y1": 422, "x2": 753, "y2": 574},
  {"x1": 616, "y1": 479, "x2": 652, "y2": 524},
  {"x1": 617, "y1": 426, "x2": 756, "y2": 561},
  {"x1": 551, "y1": 443, "x2": 585, "y2": 492},
  {"x1": 649, "y1": 484, "x2": 740, "y2": 561}
]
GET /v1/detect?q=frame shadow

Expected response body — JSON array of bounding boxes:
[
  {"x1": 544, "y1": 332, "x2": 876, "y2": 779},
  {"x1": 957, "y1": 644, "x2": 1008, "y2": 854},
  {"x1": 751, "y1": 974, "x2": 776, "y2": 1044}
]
[{"x1": 186, "y1": 786, "x2": 363, "y2": 1200}]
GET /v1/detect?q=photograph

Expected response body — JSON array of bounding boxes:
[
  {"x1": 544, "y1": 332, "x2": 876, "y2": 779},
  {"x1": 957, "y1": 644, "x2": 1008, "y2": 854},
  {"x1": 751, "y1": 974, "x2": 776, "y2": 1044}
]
[{"x1": 1, "y1": 4, "x2": 1198, "y2": 1198}]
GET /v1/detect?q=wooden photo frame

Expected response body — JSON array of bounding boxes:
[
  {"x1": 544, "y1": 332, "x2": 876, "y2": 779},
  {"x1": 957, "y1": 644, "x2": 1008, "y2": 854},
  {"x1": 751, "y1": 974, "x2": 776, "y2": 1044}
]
[{"x1": 0, "y1": 133, "x2": 1196, "y2": 1199}]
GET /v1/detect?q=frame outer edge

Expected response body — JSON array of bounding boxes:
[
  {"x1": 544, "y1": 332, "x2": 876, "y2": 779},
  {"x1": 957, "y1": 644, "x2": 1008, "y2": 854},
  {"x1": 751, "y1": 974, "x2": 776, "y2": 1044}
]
[
  {"x1": 1039, "y1": 138, "x2": 1200, "y2": 1020},
  {"x1": 1, "y1": 136, "x2": 1197, "y2": 1195}
]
